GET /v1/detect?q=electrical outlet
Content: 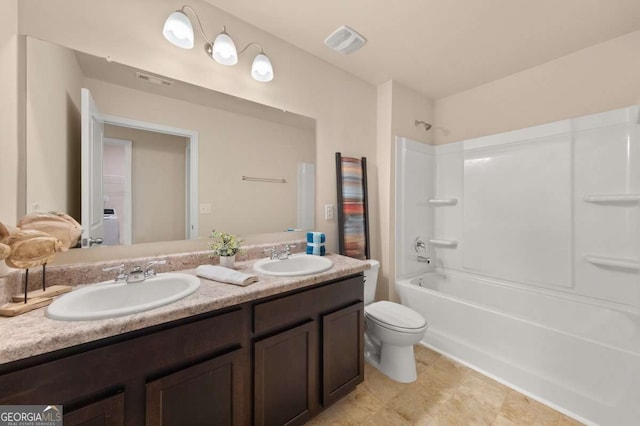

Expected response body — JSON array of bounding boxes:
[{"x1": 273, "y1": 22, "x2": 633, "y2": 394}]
[
  {"x1": 324, "y1": 204, "x2": 334, "y2": 220},
  {"x1": 199, "y1": 203, "x2": 212, "y2": 214}
]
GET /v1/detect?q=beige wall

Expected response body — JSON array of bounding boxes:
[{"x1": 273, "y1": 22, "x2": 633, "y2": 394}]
[
  {"x1": 376, "y1": 82, "x2": 393, "y2": 301},
  {"x1": 17, "y1": 0, "x2": 378, "y2": 259},
  {"x1": 376, "y1": 81, "x2": 433, "y2": 301},
  {"x1": 104, "y1": 125, "x2": 187, "y2": 244},
  {"x1": 86, "y1": 78, "x2": 315, "y2": 237},
  {"x1": 0, "y1": 0, "x2": 19, "y2": 224},
  {"x1": 13, "y1": 0, "x2": 636, "y2": 305},
  {"x1": 434, "y1": 30, "x2": 640, "y2": 145},
  {"x1": 26, "y1": 37, "x2": 83, "y2": 219}
]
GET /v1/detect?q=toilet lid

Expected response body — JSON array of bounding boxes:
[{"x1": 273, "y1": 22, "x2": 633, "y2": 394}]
[{"x1": 365, "y1": 301, "x2": 426, "y2": 330}]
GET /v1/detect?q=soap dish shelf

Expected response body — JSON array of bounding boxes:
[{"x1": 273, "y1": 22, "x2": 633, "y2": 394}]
[
  {"x1": 429, "y1": 239, "x2": 458, "y2": 248},
  {"x1": 584, "y1": 254, "x2": 640, "y2": 271}
]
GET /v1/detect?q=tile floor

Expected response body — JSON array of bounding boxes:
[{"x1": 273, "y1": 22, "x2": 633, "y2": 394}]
[{"x1": 307, "y1": 345, "x2": 583, "y2": 426}]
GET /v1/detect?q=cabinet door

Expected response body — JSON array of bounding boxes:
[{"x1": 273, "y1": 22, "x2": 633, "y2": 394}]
[
  {"x1": 322, "y1": 302, "x2": 364, "y2": 406},
  {"x1": 63, "y1": 393, "x2": 125, "y2": 426},
  {"x1": 254, "y1": 321, "x2": 316, "y2": 426},
  {"x1": 146, "y1": 349, "x2": 243, "y2": 426}
]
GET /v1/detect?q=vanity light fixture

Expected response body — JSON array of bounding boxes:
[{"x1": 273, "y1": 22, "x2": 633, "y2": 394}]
[
  {"x1": 162, "y1": 9, "x2": 195, "y2": 49},
  {"x1": 162, "y1": 5, "x2": 274, "y2": 82},
  {"x1": 209, "y1": 27, "x2": 238, "y2": 65}
]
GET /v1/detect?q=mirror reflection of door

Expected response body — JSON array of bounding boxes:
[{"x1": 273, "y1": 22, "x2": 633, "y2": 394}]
[
  {"x1": 80, "y1": 88, "x2": 105, "y2": 247},
  {"x1": 103, "y1": 125, "x2": 187, "y2": 245},
  {"x1": 81, "y1": 87, "x2": 191, "y2": 248}
]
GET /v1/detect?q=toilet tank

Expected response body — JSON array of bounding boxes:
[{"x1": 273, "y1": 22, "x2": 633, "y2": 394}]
[{"x1": 363, "y1": 259, "x2": 380, "y2": 305}]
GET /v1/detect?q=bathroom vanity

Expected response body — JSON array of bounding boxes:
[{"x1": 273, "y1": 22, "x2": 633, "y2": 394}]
[{"x1": 0, "y1": 254, "x2": 366, "y2": 426}]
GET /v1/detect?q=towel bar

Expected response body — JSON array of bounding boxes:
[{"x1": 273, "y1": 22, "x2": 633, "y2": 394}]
[{"x1": 241, "y1": 175, "x2": 286, "y2": 183}]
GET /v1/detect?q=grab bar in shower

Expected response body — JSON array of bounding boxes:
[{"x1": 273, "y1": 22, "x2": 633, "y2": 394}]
[
  {"x1": 584, "y1": 255, "x2": 640, "y2": 271},
  {"x1": 583, "y1": 193, "x2": 640, "y2": 204},
  {"x1": 428, "y1": 198, "x2": 458, "y2": 206},
  {"x1": 429, "y1": 239, "x2": 458, "y2": 248}
]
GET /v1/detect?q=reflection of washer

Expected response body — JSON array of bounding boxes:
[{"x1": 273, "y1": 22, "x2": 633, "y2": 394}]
[{"x1": 103, "y1": 208, "x2": 120, "y2": 246}]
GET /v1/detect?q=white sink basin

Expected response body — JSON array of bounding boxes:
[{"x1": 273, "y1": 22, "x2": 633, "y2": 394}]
[
  {"x1": 253, "y1": 254, "x2": 333, "y2": 277},
  {"x1": 46, "y1": 273, "x2": 200, "y2": 321}
]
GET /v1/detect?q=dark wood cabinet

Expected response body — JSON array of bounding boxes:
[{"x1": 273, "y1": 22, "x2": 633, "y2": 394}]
[
  {"x1": 146, "y1": 349, "x2": 244, "y2": 426},
  {"x1": 63, "y1": 393, "x2": 125, "y2": 426},
  {"x1": 254, "y1": 322, "x2": 316, "y2": 426},
  {"x1": 0, "y1": 274, "x2": 364, "y2": 426},
  {"x1": 0, "y1": 308, "x2": 245, "y2": 426},
  {"x1": 252, "y1": 275, "x2": 364, "y2": 423},
  {"x1": 322, "y1": 302, "x2": 364, "y2": 406}
]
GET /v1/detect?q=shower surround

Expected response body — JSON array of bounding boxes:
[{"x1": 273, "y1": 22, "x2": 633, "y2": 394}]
[{"x1": 395, "y1": 105, "x2": 640, "y2": 425}]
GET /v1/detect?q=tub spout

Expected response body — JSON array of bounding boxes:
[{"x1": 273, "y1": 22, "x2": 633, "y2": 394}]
[{"x1": 418, "y1": 256, "x2": 431, "y2": 264}]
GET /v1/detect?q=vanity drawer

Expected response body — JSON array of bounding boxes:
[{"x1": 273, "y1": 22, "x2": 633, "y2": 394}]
[
  {"x1": 253, "y1": 275, "x2": 363, "y2": 336},
  {"x1": 0, "y1": 308, "x2": 245, "y2": 405}
]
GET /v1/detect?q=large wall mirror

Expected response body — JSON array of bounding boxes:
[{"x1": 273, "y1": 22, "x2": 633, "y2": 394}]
[{"x1": 24, "y1": 37, "x2": 316, "y2": 249}]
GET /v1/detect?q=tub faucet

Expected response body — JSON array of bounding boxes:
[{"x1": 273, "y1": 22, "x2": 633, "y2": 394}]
[
  {"x1": 418, "y1": 255, "x2": 431, "y2": 264},
  {"x1": 414, "y1": 237, "x2": 427, "y2": 253}
]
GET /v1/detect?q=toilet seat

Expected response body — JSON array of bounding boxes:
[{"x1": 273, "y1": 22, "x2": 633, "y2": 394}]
[{"x1": 365, "y1": 301, "x2": 427, "y2": 333}]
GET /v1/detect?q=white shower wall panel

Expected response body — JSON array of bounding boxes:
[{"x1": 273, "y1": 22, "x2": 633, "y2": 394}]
[
  {"x1": 573, "y1": 121, "x2": 640, "y2": 306},
  {"x1": 395, "y1": 137, "x2": 435, "y2": 277},
  {"x1": 396, "y1": 104, "x2": 640, "y2": 309},
  {"x1": 462, "y1": 134, "x2": 573, "y2": 289},
  {"x1": 433, "y1": 143, "x2": 463, "y2": 269}
]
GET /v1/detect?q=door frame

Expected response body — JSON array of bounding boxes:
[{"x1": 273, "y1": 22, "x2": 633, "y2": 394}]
[
  {"x1": 81, "y1": 88, "x2": 105, "y2": 247},
  {"x1": 101, "y1": 114, "x2": 199, "y2": 240}
]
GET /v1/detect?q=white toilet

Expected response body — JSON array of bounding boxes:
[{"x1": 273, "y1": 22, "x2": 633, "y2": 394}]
[{"x1": 363, "y1": 260, "x2": 427, "y2": 383}]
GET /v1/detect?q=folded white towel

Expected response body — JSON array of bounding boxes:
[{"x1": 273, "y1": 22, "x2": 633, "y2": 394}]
[{"x1": 196, "y1": 265, "x2": 259, "y2": 286}]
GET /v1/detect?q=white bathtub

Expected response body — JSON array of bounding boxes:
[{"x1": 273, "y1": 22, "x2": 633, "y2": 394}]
[{"x1": 396, "y1": 270, "x2": 640, "y2": 426}]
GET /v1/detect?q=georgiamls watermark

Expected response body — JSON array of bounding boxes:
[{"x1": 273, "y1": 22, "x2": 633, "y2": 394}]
[{"x1": 0, "y1": 405, "x2": 62, "y2": 426}]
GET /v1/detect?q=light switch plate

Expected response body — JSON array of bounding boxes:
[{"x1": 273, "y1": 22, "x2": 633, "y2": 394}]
[
  {"x1": 199, "y1": 203, "x2": 212, "y2": 214},
  {"x1": 324, "y1": 204, "x2": 334, "y2": 220}
]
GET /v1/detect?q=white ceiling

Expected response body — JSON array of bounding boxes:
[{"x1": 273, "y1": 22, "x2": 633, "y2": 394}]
[{"x1": 204, "y1": 0, "x2": 640, "y2": 99}]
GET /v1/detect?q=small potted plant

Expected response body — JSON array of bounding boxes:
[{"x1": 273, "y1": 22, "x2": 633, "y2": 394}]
[{"x1": 208, "y1": 230, "x2": 242, "y2": 268}]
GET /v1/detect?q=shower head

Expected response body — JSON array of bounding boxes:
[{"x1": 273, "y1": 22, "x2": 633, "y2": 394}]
[{"x1": 415, "y1": 120, "x2": 432, "y2": 131}]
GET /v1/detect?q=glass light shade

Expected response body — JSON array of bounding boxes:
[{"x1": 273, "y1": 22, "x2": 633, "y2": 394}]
[
  {"x1": 211, "y1": 32, "x2": 238, "y2": 65},
  {"x1": 163, "y1": 11, "x2": 194, "y2": 49},
  {"x1": 251, "y1": 53, "x2": 274, "y2": 82}
]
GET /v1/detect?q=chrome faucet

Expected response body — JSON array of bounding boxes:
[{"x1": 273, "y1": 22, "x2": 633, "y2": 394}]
[
  {"x1": 414, "y1": 237, "x2": 431, "y2": 264},
  {"x1": 127, "y1": 266, "x2": 146, "y2": 283},
  {"x1": 144, "y1": 260, "x2": 167, "y2": 278},
  {"x1": 102, "y1": 264, "x2": 128, "y2": 282},
  {"x1": 414, "y1": 237, "x2": 427, "y2": 253},
  {"x1": 264, "y1": 244, "x2": 297, "y2": 260},
  {"x1": 102, "y1": 260, "x2": 167, "y2": 283},
  {"x1": 281, "y1": 244, "x2": 296, "y2": 259}
]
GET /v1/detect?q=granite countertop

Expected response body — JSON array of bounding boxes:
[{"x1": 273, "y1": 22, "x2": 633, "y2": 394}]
[{"x1": 0, "y1": 253, "x2": 368, "y2": 366}]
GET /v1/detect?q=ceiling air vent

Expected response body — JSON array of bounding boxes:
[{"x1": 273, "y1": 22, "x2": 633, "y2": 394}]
[
  {"x1": 324, "y1": 25, "x2": 367, "y2": 55},
  {"x1": 135, "y1": 72, "x2": 173, "y2": 87}
]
